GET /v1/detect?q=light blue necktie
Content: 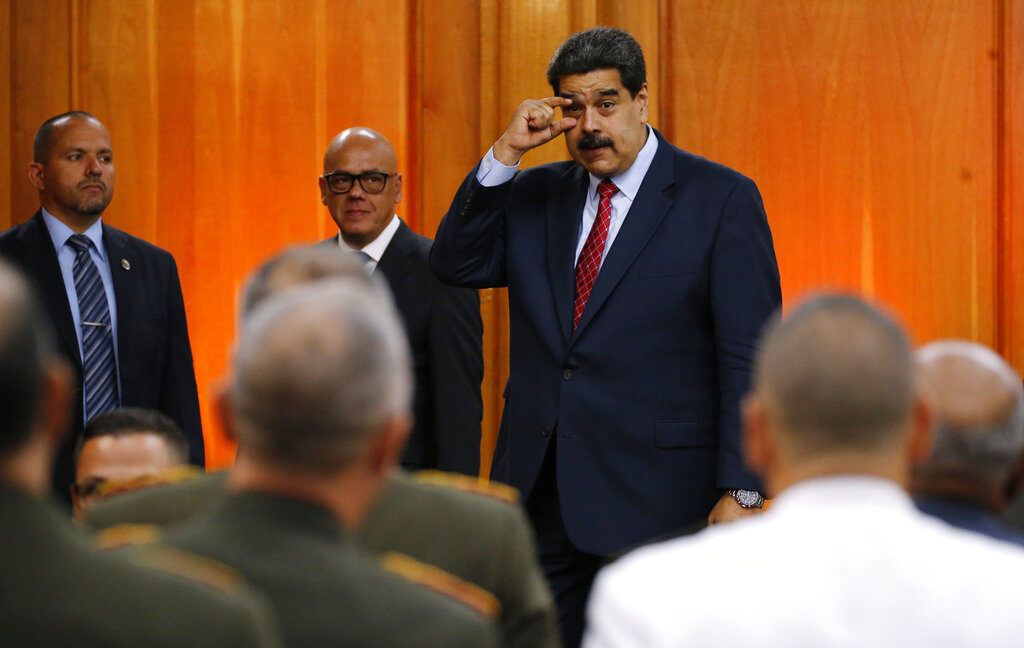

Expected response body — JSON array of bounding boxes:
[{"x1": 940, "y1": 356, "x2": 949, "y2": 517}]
[{"x1": 67, "y1": 234, "x2": 119, "y2": 421}]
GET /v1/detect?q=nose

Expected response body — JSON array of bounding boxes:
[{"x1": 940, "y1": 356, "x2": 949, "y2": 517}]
[
  {"x1": 581, "y1": 107, "x2": 599, "y2": 133},
  {"x1": 86, "y1": 156, "x2": 103, "y2": 175}
]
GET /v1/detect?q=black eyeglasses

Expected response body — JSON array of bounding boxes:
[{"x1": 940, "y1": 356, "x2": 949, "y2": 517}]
[{"x1": 321, "y1": 171, "x2": 397, "y2": 195}]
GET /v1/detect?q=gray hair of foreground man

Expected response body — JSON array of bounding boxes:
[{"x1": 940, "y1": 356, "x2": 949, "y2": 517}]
[
  {"x1": 0, "y1": 261, "x2": 58, "y2": 454},
  {"x1": 753, "y1": 293, "x2": 915, "y2": 457},
  {"x1": 240, "y1": 245, "x2": 375, "y2": 318},
  {"x1": 230, "y1": 279, "x2": 412, "y2": 473},
  {"x1": 915, "y1": 340, "x2": 1024, "y2": 480}
]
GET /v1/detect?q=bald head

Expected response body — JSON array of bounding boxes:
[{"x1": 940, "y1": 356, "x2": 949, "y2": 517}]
[
  {"x1": 915, "y1": 340, "x2": 1024, "y2": 480},
  {"x1": 322, "y1": 127, "x2": 396, "y2": 172},
  {"x1": 319, "y1": 127, "x2": 403, "y2": 249},
  {"x1": 753, "y1": 293, "x2": 915, "y2": 458}
]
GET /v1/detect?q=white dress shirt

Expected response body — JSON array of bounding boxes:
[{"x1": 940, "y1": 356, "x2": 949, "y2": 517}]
[
  {"x1": 476, "y1": 126, "x2": 659, "y2": 267},
  {"x1": 337, "y1": 214, "x2": 400, "y2": 273},
  {"x1": 584, "y1": 476, "x2": 1024, "y2": 648}
]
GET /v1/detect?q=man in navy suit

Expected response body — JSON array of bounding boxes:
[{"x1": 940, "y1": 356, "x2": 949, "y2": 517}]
[
  {"x1": 0, "y1": 112, "x2": 203, "y2": 504},
  {"x1": 431, "y1": 27, "x2": 781, "y2": 646}
]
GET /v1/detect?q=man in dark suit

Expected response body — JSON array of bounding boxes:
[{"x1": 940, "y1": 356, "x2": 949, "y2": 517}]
[
  {"x1": 318, "y1": 127, "x2": 483, "y2": 475},
  {"x1": 912, "y1": 340, "x2": 1024, "y2": 547},
  {"x1": 431, "y1": 27, "x2": 782, "y2": 646},
  {"x1": 0, "y1": 112, "x2": 203, "y2": 503},
  {"x1": 0, "y1": 259, "x2": 282, "y2": 648}
]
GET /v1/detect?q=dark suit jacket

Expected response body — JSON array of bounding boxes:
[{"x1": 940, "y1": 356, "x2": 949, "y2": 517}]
[
  {"x1": 916, "y1": 496, "x2": 1024, "y2": 548},
  {"x1": 320, "y1": 220, "x2": 484, "y2": 475},
  {"x1": 431, "y1": 129, "x2": 782, "y2": 555},
  {"x1": 0, "y1": 212, "x2": 203, "y2": 499}
]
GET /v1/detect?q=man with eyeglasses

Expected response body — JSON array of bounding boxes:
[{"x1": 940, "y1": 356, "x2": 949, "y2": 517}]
[{"x1": 317, "y1": 127, "x2": 484, "y2": 476}]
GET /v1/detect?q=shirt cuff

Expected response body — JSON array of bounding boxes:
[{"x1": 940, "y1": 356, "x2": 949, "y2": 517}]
[{"x1": 475, "y1": 147, "x2": 519, "y2": 187}]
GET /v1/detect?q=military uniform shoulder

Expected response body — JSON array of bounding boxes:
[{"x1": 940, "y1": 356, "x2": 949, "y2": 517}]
[
  {"x1": 411, "y1": 470, "x2": 520, "y2": 505},
  {"x1": 97, "y1": 465, "x2": 203, "y2": 498},
  {"x1": 380, "y1": 551, "x2": 501, "y2": 620},
  {"x1": 129, "y1": 544, "x2": 252, "y2": 595}
]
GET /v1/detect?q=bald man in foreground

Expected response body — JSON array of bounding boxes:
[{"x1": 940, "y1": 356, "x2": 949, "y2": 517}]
[
  {"x1": 911, "y1": 340, "x2": 1024, "y2": 547},
  {"x1": 584, "y1": 294, "x2": 1024, "y2": 647},
  {"x1": 318, "y1": 127, "x2": 483, "y2": 475}
]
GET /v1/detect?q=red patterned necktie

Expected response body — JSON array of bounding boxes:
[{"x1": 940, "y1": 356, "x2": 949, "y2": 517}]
[{"x1": 573, "y1": 178, "x2": 618, "y2": 330}]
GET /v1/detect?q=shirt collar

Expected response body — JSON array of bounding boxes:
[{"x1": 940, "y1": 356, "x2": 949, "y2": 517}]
[
  {"x1": 771, "y1": 475, "x2": 915, "y2": 515},
  {"x1": 41, "y1": 208, "x2": 107, "y2": 260},
  {"x1": 587, "y1": 125, "x2": 659, "y2": 203},
  {"x1": 337, "y1": 214, "x2": 400, "y2": 263}
]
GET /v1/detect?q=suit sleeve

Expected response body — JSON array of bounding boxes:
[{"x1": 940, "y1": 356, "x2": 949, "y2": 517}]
[
  {"x1": 430, "y1": 164, "x2": 513, "y2": 289},
  {"x1": 429, "y1": 279, "x2": 484, "y2": 476},
  {"x1": 710, "y1": 177, "x2": 782, "y2": 491},
  {"x1": 160, "y1": 256, "x2": 204, "y2": 466}
]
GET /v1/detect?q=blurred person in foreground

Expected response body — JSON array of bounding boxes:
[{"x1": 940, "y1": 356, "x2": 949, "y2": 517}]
[
  {"x1": 583, "y1": 294, "x2": 1024, "y2": 648},
  {"x1": 0, "y1": 259, "x2": 281, "y2": 647},
  {"x1": 153, "y1": 279, "x2": 498, "y2": 647},
  {"x1": 87, "y1": 246, "x2": 559, "y2": 648},
  {"x1": 911, "y1": 340, "x2": 1024, "y2": 547},
  {"x1": 72, "y1": 407, "x2": 191, "y2": 521}
]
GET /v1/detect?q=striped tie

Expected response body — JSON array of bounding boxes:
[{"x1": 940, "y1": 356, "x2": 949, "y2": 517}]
[{"x1": 67, "y1": 234, "x2": 119, "y2": 421}]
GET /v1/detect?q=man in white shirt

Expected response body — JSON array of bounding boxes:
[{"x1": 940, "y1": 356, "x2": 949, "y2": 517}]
[{"x1": 584, "y1": 293, "x2": 1024, "y2": 648}]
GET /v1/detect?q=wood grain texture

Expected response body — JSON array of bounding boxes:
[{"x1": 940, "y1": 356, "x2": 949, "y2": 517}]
[{"x1": 3, "y1": 0, "x2": 1022, "y2": 469}]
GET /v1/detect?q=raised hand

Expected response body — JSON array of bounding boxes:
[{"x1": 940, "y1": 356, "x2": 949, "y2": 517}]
[{"x1": 492, "y1": 97, "x2": 578, "y2": 166}]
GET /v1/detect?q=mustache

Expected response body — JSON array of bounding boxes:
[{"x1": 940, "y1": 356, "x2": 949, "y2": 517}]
[
  {"x1": 578, "y1": 134, "x2": 613, "y2": 150},
  {"x1": 78, "y1": 179, "x2": 106, "y2": 190}
]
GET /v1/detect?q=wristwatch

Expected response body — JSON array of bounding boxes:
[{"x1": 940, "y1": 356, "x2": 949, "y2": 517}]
[{"x1": 727, "y1": 489, "x2": 764, "y2": 509}]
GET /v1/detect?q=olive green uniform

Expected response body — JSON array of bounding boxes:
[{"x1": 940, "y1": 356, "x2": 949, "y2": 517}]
[
  {"x1": 87, "y1": 470, "x2": 559, "y2": 648},
  {"x1": 159, "y1": 489, "x2": 498, "y2": 648},
  {"x1": 0, "y1": 486, "x2": 282, "y2": 647}
]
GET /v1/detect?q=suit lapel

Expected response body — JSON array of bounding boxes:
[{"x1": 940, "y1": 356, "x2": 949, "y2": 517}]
[
  {"x1": 546, "y1": 165, "x2": 589, "y2": 346},
  {"x1": 103, "y1": 225, "x2": 137, "y2": 363},
  {"x1": 375, "y1": 220, "x2": 416, "y2": 291},
  {"x1": 572, "y1": 135, "x2": 676, "y2": 338},
  {"x1": 20, "y1": 213, "x2": 82, "y2": 368}
]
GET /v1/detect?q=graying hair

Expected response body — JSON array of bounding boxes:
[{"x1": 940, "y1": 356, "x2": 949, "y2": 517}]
[
  {"x1": 754, "y1": 293, "x2": 914, "y2": 455},
  {"x1": 230, "y1": 279, "x2": 411, "y2": 473},
  {"x1": 924, "y1": 386, "x2": 1024, "y2": 479}
]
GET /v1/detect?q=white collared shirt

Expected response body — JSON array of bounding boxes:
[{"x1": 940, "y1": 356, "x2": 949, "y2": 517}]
[
  {"x1": 476, "y1": 125, "x2": 659, "y2": 267},
  {"x1": 337, "y1": 215, "x2": 400, "y2": 272},
  {"x1": 584, "y1": 475, "x2": 1024, "y2": 648}
]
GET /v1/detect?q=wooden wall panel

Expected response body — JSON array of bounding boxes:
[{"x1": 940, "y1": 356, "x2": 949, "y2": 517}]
[
  {"x1": 3, "y1": 0, "x2": 1021, "y2": 469},
  {"x1": 664, "y1": 1, "x2": 999, "y2": 348}
]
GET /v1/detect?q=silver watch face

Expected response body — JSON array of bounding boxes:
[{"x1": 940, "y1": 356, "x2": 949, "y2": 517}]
[{"x1": 734, "y1": 489, "x2": 762, "y2": 508}]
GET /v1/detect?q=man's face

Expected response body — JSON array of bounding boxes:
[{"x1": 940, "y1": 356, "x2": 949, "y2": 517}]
[
  {"x1": 71, "y1": 431, "x2": 183, "y2": 520},
  {"x1": 32, "y1": 117, "x2": 115, "y2": 223},
  {"x1": 319, "y1": 137, "x2": 402, "y2": 249},
  {"x1": 558, "y1": 68, "x2": 649, "y2": 177}
]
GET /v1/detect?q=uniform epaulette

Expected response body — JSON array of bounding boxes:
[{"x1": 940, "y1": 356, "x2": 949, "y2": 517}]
[
  {"x1": 129, "y1": 544, "x2": 248, "y2": 595},
  {"x1": 96, "y1": 465, "x2": 203, "y2": 498},
  {"x1": 95, "y1": 523, "x2": 162, "y2": 550},
  {"x1": 413, "y1": 470, "x2": 521, "y2": 504},
  {"x1": 381, "y1": 551, "x2": 502, "y2": 620}
]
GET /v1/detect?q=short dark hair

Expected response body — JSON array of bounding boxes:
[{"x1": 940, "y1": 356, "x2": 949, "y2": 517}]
[
  {"x1": 74, "y1": 407, "x2": 189, "y2": 468},
  {"x1": 0, "y1": 262, "x2": 57, "y2": 456},
  {"x1": 754, "y1": 293, "x2": 915, "y2": 456},
  {"x1": 241, "y1": 246, "x2": 374, "y2": 318},
  {"x1": 33, "y1": 111, "x2": 99, "y2": 163},
  {"x1": 546, "y1": 27, "x2": 646, "y2": 97}
]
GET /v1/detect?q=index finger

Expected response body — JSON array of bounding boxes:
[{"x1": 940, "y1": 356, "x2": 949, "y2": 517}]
[{"x1": 542, "y1": 96, "x2": 573, "y2": 107}]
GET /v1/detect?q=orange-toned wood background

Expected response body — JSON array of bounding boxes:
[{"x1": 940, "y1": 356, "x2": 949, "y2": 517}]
[{"x1": 2, "y1": 0, "x2": 1021, "y2": 472}]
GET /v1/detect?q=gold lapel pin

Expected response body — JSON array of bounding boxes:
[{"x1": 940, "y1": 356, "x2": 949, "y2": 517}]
[{"x1": 121, "y1": 259, "x2": 131, "y2": 270}]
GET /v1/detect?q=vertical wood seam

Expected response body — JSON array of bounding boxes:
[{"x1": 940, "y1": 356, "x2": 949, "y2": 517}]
[{"x1": 994, "y1": 0, "x2": 1008, "y2": 355}]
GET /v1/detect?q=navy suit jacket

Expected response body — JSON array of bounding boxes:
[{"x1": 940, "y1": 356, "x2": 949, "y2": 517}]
[
  {"x1": 319, "y1": 220, "x2": 484, "y2": 475},
  {"x1": 0, "y1": 212, "x2": 203, "y2": 501},
  {"x1": 431, "y1": 130, "x2": 781, "y2": 554}
]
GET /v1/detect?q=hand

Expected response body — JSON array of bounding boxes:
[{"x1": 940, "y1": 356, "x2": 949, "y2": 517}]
[
  {"x1": 492, "y1": 97, "x2": 578, "y2": 166},
  {"x1": 707, "y1": 493, "x2": 762, "y2": 526}
]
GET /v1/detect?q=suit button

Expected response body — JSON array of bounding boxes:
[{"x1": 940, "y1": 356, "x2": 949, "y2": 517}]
[
  {"x1": 541, "y1": 426, "x2": 551, "y2": 437},
  {"x1": 562, "y1": 369, "x2": 573, "y2": 380}
]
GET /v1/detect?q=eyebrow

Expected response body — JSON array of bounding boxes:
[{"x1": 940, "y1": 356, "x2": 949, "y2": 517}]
[{"x1": 558, "y1": 88, "x2": 621, "y2": 100}]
